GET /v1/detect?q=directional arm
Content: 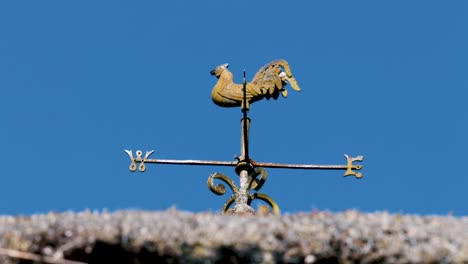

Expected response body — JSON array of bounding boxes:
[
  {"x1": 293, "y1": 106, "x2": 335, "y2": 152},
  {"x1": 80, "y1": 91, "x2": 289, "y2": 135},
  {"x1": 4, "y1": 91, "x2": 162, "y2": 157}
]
[
  {"x1": 124, "y1": 150, "x2": 238, "y2": 171},
  {"x1": 124, "y1": 150, "x2": 363, "y2": 178},
  {"x1": 124, "y1": 150, "x2": 154, "y2": 172},
  {"x1": 344, "y1": 154, "x2": 364, "y2": 179}
]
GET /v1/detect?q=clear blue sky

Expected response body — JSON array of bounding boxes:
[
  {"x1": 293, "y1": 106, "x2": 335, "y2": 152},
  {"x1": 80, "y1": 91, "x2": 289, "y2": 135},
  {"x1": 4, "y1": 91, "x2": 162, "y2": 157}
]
[{"x1": 1, "y1": 1, "x2": 467, "y2": 216}]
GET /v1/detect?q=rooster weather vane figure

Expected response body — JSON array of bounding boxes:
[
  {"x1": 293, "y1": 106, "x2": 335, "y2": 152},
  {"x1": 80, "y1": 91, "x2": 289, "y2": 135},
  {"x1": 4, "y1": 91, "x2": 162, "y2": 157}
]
[
  {"x1": 125, "y1": 59, "x2": 363, "y2": 215},
  {"x1": 211, "y1": 59, "x2": 300, "y2": 108}
]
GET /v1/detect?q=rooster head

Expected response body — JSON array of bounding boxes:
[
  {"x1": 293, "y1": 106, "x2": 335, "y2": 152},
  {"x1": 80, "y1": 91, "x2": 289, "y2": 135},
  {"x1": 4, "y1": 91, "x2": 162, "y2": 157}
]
[{"x1": 210, "y1": 63, "x2": 229, "y2": 78}]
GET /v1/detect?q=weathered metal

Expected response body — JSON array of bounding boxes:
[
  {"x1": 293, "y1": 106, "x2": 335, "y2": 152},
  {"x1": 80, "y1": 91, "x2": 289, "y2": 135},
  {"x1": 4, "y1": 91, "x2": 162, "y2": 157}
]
[
  {"x1": 124, "y1": 151, "x2": 363, "y2": 178},
  {"x1": 210, "y1": 60, "x2": 301, "y2": 107},
  {"x1": 125, "y1": 62, "x2": 364, "y2": 215}
]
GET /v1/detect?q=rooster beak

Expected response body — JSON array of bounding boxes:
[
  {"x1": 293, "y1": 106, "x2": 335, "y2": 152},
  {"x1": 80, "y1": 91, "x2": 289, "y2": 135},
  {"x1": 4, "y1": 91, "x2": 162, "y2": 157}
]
[{"x1": 210, "y1": 63, "x2": 229, "y2": 76}]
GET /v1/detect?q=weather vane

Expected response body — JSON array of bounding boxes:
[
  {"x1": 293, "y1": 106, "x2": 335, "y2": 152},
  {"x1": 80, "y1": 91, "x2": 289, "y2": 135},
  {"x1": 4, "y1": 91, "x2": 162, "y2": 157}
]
[{"x1": 125, "y1": 59, "x2": 363, "y2": 215}]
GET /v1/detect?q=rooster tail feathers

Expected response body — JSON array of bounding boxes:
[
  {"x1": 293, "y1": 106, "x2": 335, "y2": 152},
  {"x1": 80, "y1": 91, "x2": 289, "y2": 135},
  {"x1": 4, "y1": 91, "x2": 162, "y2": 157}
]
[
  {"x1": 273, "y1": 59, "x2": 301, "y2": 92},
  {"x1": 211, "y1": 59, "x2": 301, "y2": 108},
  {"x1": 252, "y1": 59, "x2": 301, "y2": 93},
  {"x1": 279, "y1": 72, "x2": 301, "y2": 92}
]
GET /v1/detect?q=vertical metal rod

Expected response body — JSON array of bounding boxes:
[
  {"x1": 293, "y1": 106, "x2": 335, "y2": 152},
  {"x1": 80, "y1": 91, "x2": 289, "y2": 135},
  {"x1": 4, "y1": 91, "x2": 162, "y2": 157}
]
[
  {"x1": 233, "y1": 70, "x2": 255, "y2": 214},
  {"x1": 241, "y1": 70, "x2": 249, "y2": 162},
  {"x1": 236, "y1": 170, "x2": 252, "y2": 213}
]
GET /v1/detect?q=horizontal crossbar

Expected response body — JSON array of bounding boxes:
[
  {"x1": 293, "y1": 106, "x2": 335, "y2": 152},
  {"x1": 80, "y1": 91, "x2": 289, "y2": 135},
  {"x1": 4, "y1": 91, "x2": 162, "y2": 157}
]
[{"x1": 141, "y1": 158, "x2": 351, "y2": 170}]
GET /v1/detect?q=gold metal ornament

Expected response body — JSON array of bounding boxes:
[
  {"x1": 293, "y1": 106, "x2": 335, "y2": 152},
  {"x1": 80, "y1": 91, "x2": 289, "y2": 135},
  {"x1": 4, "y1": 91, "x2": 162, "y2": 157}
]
[
  {"x1": 124, "y1": 61, "x2": 364, "y2": 215},
  {"x1": 210, "y1": 59, "x2": 301, "y2": 108}
]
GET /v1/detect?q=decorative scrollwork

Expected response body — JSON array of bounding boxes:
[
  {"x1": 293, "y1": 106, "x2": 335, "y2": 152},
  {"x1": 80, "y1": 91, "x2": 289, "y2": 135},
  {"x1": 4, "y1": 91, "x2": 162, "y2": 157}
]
[
  {"x1": 208, "y1": 167, "x2": 280, "y2": 215},
  {"x1": 207, "y1": 173, "x2": 241, "y2": 214},
  {"x1": 207, "y1": 173, "x2": 238, "y2": 196},
  {"x1": 248, "y1": 193, "x2": 280, "y2": 215},
  {"x1": 248, "y1": 167, "x2": 268, "y2": 191},
  {"x1": 222, "y1": 196, "x2": 236, "y2": 214}
]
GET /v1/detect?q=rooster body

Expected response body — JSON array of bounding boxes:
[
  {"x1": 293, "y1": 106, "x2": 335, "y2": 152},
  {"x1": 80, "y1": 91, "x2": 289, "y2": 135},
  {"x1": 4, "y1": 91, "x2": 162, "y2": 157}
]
[{"x1": 210, "y1": 59, "x2": 301, "y2": 107}]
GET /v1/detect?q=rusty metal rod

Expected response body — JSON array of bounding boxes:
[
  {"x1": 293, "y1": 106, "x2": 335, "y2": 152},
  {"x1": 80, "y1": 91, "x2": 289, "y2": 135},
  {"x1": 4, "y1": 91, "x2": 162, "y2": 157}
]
[
  {"x1": 241, "y1": 70, "x2": 249, "y2": 162},
  {"x1": 142, "y1": 159, "x2": 237, "y2": 166},
  {"x1": 141, "y1": 158, "x2": 350, "y2": 170},
  {"x1": 252, "y1": 162, "x2": 348, "y2": 170}
]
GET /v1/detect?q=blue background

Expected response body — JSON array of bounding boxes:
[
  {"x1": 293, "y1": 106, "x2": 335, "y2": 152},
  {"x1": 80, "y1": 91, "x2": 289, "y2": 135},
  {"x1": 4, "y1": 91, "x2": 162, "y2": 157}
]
[{"x1": 1, "y1": 1, "x2": 467, "y2": 216}]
